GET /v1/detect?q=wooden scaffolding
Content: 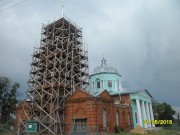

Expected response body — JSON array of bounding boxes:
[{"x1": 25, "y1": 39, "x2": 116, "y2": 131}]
[{"x1": 18, "y1": 16, "x2": 89, "y2": 135}]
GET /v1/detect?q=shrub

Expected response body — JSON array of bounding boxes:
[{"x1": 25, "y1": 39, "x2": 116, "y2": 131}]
[{"x1": 114, "y1": 125, "x2": 120, "y2": 133}]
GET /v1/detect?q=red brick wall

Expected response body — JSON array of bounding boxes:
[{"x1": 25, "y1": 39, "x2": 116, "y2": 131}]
[
  {"x1": 112, "y1": 94, "x2": 131, "y2": 105},
  {"x1": 15, "y1": 91, "x2": 133, "y2": 134},
  {"x1": 15, "y1": 101, "x2": 30, "y2": 130},
  {"x1": 64, "y1": 90, "x2": 133, "y2": 134}
]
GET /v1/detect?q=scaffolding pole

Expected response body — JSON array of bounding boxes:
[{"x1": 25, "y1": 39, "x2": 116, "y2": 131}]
[{"x1": 18, "y1": 16, "x2": 89, "y2": 135}]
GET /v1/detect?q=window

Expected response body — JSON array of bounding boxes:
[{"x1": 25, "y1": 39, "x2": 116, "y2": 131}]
[
  {"x1": 116, "y1": 112, "x2": 119, "y2": 126},
  {"x1": 97, "y1": 81, "x2": 100, "y2": 88},
  {"x1": 92, "y1": 82, "x2": 94, "y2": 92},
  {"x1": 128, "y1": 112, "x2": 131, "y2": 126},
  {"x1": 96, "y1": 78, "x2": 100, "y2": 89},
  {"x1": 103, "y1": 109, "x2": 107, "y2": 128},
  {"x1": 73, "y1": 119, "x2": 87, "y2": 134},
  {"x1": 108, "y1": 80, "x2": 112, "y2": 87},
  {"x1": 122, "y1": 111, "x2": 125, "y2": 125}
]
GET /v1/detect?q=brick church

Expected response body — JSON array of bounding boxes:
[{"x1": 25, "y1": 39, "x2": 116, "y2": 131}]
[
  {"x1": 16, "y1": 57, "x2": 155, "y2": 134},
  {"x1": 63, "y1": 58, "x2": 135, "y2": 134},
  {"x1": 63, "y1": 58, "x2": 154, "y2": 134},
  {"x1": 16, "y1": 17, "x2": 155, "y2": 135}
]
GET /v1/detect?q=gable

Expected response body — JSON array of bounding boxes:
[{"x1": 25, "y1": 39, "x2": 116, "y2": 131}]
[
  {"x1": 68, "y1": 89, "x2": 90, "y2": 100},
  {"x1": 130, "y1": 90, "x2": 152, "y2": 102},
  {"x1": 139, "y1": 90, "x2": 152, "y2": 98},
  {"x1": 98, "y1": 90, "x2": 112, "y2": 100}
]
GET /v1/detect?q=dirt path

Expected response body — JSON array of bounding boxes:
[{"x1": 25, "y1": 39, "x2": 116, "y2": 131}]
[{"x1": 175, "y1": 131, "x2": 180, "y2": 135}]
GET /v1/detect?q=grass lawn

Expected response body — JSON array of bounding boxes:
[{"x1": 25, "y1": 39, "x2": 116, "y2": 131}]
[
  {"x1": 1, "y1": 129, "x2": 180, "y2": 135},
  {"x1": 112, "y1": 130, "x2": 180, "y2": 135},
  {"x1": 0, "y1": 128, "x2": 13, "y2": 135}
]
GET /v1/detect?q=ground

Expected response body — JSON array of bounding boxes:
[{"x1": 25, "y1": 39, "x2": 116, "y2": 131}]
[
  {"x1": 1, "y1": 129, "x2": 180, "y2": 135},
  {"x1": 0, "y1": 128, "x2": 14, "y2": 135},
  {"x1": 112, "y1": 130, "x2": 180, "y2": 135}
]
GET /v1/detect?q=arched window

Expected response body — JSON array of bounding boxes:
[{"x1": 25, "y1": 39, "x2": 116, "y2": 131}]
[
  {"x1": 96, "y1": 78, "x2": 100, "y2": 89},
  {"x1": 103, "y1": 109, "x2": 107, "y2": 128},
  {"x1": 108, "y1": 80, "x2": 112, "y2": 87},
  {"x1": 116, "y1": 112, "x2": 119, "y2": 126},
  {"x1": 128, "y1": 112, "x2": 131, "y2": 126},
  {"x1": 122, "y1": 111, "x2": 125, "y2": 125}
]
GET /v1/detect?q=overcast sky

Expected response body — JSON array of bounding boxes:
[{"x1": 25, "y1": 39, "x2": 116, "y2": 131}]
[{"x1": 0, "y1": 0, "x2": 180, "y2": 108}]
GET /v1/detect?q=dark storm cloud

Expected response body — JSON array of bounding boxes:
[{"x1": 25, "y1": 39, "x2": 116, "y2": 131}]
[{"x1": 0, "y1": 0, "x2": 180, "y2": 106}]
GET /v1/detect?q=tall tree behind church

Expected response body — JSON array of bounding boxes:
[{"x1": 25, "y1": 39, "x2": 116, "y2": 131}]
[{"x1": 0, "y1": 76, "x2": 20, "y2": 123}]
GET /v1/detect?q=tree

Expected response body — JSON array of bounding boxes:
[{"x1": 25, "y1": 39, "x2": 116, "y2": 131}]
[
  {"x1": 0, "y1": 76, "x2": 20, "y2": 123},
  {"x1": 152, "y1": 100, "x2": 175, "y2": 127}
]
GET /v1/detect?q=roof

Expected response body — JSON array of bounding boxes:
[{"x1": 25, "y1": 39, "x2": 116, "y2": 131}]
[
  {"x1": 111, "y1": 89, "x2": 153, "y2": 98},
  {"x1": 91, "y1": 58, "x2": 120, "y2": 76},
  {"x1": 45, "y1": 16, "x2": 81, "y2": 31},
  {"x1": 66, "y1": 89, "x2": 113, "y2": 102},
  {"x1": 92, "y1": 90, "x2": 119, "y2": 96}
]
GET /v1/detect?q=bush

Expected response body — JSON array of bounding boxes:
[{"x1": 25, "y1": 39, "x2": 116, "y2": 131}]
[{"x1": 114, "y1": 125, "x2": 120, "y2": 133}]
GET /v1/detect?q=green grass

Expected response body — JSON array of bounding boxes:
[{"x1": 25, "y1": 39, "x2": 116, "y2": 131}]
[
  {"x1": 112, "y1": 130, "x2": 180, "y2": 135},
  {"x1": 1, "y1": 129, "x2": 180, "y2": 135},
  {"x1": 0, "y1": 128, "x2": 14, "y2": 135}
]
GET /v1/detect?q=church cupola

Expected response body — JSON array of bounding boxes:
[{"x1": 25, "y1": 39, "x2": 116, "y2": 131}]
[{"x1": 89, "y1": 58, "x2": 122, "y2": 95}]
